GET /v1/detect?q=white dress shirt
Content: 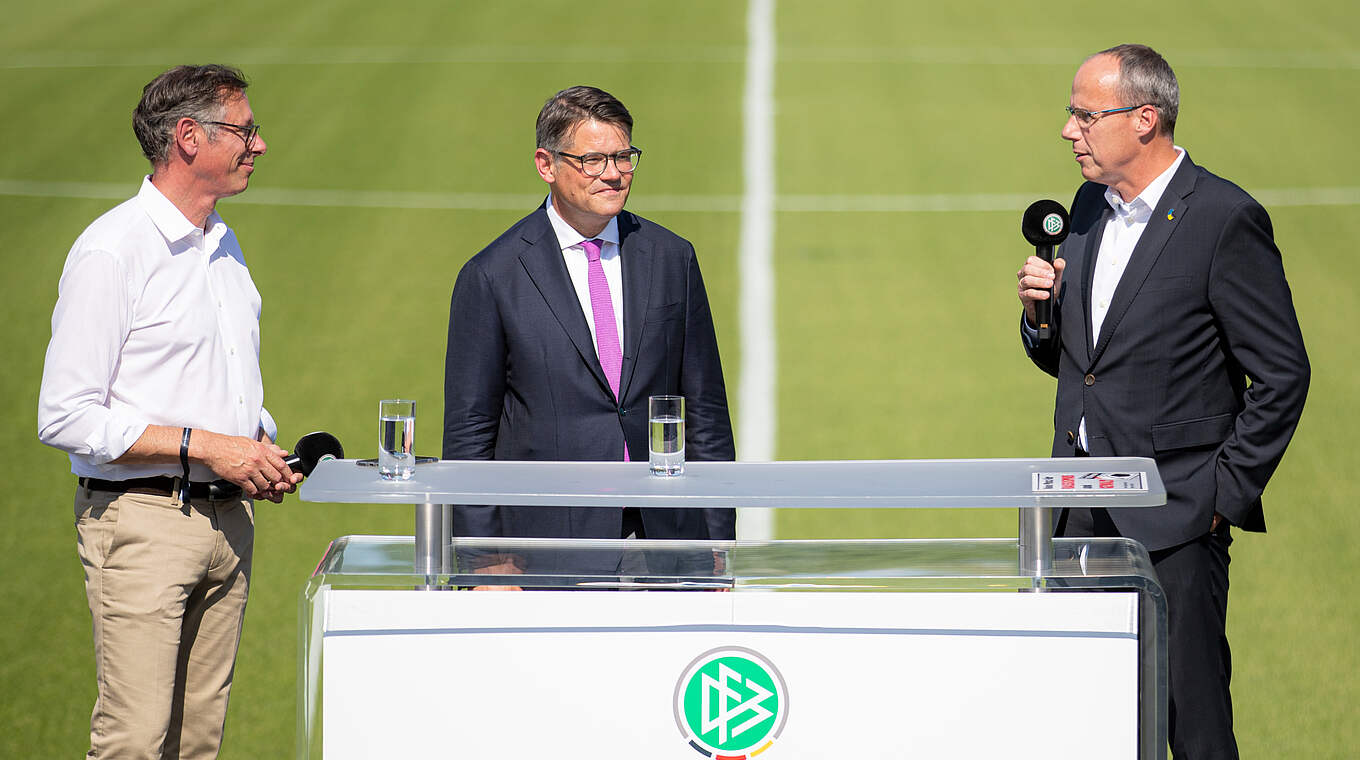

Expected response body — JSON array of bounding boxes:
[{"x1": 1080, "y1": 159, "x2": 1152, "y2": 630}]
[
  {"x1": 1090, "y1": 148, "x2": 1187, "y2": 342},
  {"x1": 545, "y1": 196, "x2": 624, "y2": 355},
  {"x1": 38, "y1": 177, "x2": 275, "y2": 481}
]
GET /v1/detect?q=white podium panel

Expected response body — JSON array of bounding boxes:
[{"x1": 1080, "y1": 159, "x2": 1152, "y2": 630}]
[{"x1": 318, "y1": 589, "x2": 1137, "y2": 759}]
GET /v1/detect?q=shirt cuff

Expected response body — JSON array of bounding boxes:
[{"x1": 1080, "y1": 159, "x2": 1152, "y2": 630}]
[
  {"x1": 1020, "y1": 312, "x2": 1041, "y2": 346},
  {"x1": 97, "y1": 412, "x2": 149, "y2": 464},
  {"x1": 259, "y1": 407, "x2": 278, "y2": 443}
]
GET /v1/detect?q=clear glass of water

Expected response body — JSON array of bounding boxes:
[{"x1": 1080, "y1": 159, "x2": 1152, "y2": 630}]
[
  {"x1": 648, "y1": 395, "x2": 685, "y2": 476},
  {"x1": 378, "y1": 399, "x2": 416, "y2": 481}
]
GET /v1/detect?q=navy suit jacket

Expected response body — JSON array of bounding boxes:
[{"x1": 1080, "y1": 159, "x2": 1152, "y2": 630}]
[
  {"x1": 443, "y1": 206, "x2": 736, "y2": 544},
  {"x1": 1025, "y1": 155, "x2": 1309, "y2": 551}
]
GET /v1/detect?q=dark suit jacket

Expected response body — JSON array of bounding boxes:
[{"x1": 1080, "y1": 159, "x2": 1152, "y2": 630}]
[
  {"x1": 1025, "y1": 154, "x2": 1309, "y2": 551},
  {"x1": 443, "y1": 206, "x2": 736, "y2": 546}
]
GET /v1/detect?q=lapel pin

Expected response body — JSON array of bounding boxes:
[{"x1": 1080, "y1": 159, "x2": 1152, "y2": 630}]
[{"x1": 1166, "y1": 208, "x2": 1175, "y2": 221}]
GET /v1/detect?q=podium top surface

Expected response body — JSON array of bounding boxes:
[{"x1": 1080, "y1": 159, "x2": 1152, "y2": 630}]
[{"x1": 298, "y1": 457, "x2": 1165, "y2": 509}]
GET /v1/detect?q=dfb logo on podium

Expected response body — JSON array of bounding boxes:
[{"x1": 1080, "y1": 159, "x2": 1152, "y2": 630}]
[{"x1": 674, "y1": 647, "x2": 789, "y2": 758}]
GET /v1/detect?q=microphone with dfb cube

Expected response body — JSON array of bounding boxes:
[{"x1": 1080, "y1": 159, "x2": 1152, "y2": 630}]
[
  {"x1": 284, "y1": 431, "x2": 344, "y2": 476},
  {"x1": 1021, "y1": 199, "x2": 1071, "y2": 341}
]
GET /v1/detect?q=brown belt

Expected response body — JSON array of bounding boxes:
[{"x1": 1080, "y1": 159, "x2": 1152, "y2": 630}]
[{"x1": 78, "y1": 476, "x2": 243, "y2": 501}]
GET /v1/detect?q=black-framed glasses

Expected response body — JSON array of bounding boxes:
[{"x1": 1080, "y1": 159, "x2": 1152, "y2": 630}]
[
  {"x1": 555, "y1": 147, "x2": 642, "y2": 177},
  {"x1": 202, "y1": 120, "x2": 261, "y2": 150},
  {"x1": 1065, "y1": 104, "x2": 1151, "y2": 128}
]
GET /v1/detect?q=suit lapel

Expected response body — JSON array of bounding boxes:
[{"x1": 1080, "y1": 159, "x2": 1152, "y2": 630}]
[
  {"x1": 1078, "y1": 206, "x2": 1110, "y2": 363},
  {"x1": 516, "y1": 210, "x2": 611, "y2": 393},
  {"x1": 617, "y1": 212, "x2": 653, "y2": 404},
  {"x1": 1090, "y1": 157, "x2": 1198, "y2": 364}
]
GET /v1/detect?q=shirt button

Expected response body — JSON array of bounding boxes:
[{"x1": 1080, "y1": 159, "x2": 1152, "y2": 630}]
[
  {"x1": 1084, "y1": 374, "x2": 1096, "y2": 387},
  {"x1": 1099, "y1": 299, "x2": 1108, "y2": 309}
]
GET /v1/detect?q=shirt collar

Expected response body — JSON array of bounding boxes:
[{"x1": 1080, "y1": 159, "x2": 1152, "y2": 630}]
[
  {"x1": 544, "y1": 194, "x2": 621, "y2": 253},
  {"x1": 1104, "y1": 146, "x2": 1186, "y2": 222},
  {"x1": 136, "y1": 176, "x2": 227, "y2": 247}
]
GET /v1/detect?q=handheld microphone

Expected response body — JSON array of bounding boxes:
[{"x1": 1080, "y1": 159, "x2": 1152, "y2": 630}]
[
  {"x1": 1021, "y1": 200, "x2": 1071, "y2": 341},
  {"x1": 284, "y1": 431, "x2": 344, "y2": 476}
]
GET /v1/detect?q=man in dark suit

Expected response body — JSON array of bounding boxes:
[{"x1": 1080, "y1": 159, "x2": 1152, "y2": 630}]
[
  {"x1": 1016, "y1": 45, "x2": 1309, "y2": 759},
  {"x1": 443, "y1": 86, "x2": 735, "y2": 577}
]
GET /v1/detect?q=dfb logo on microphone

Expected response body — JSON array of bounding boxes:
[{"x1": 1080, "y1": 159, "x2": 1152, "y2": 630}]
[{"x1": 1042, "y1": 212, "x2": 1065, "y2": 236}]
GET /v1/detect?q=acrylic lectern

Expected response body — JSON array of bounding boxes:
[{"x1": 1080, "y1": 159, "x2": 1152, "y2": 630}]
[{"x1": 298, "y1": 458, "x2": 1167, "y2": 759}]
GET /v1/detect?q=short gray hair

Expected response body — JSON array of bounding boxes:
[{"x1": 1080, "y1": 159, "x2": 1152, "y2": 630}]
[
  {"x1": 535, "y1": 86, "x2": 632, "y2": 153},
  {"x1": 1093, "y1": 44, "x2": 1179, "y2": 138},
  {"x1": 133, "y1": 64, "x2": 249, "y2": 166}
]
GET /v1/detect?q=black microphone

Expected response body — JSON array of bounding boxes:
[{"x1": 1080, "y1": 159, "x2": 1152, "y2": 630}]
[
  {"x1": 284, "y1": 431, "x2": 344, "y2": 477},
  {"x1": 1021, "y1": 200, "x2": 1071, "y2": 341}
]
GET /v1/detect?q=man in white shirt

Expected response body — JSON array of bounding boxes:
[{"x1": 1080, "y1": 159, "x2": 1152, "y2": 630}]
[
  {"x1": 1016, "y1": 45, "x2": 1309, "y2": 758},
  {"x1": 37, "y1": 64, "x2": 299, "y2": 759},
  {"x1": 442, "y1": 86, "x2": 735, "y2": 580}
]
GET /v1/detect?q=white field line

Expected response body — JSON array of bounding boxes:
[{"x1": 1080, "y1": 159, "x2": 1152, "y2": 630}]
[
  {"x1": 0, "y1": 45, "x2": 747, "y2": 69},
  {"x1": 777, "y1": 46, "x2": 1360, "y2": 70},
  {"x1": 5, "y1": 180, "x2": 1360, "y2": 212},
  {"x1": 735, "y1": 0, "x2": 777, "y2": 542},
  {"x1": 4, "y1": 46, "x2": 1357, "y2": 70}
]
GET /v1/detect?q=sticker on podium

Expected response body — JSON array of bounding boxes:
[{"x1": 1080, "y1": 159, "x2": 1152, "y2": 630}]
[{"x1": 1032, "y1": 472, "x2": 1148, "y2": 492}]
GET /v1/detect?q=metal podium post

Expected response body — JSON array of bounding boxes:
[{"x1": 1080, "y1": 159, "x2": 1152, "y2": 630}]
[
  {"x1": 1019, "y1": 505, "x2": 1053, "y2": 581},
  {"x1": 413, "y1": 502, "x2": 450, "y2": 587}
]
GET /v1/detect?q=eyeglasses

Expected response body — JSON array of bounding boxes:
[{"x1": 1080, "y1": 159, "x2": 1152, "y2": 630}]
[
  {"x1": 1065, "y1": 104, "x2": 1150, "y2": 128},
  {"x1": 555, "y1": 147, "x2": 642, "y2": 177},
  {"x1": 202, "y1": 120, "x2": 261, "y2": 150}
]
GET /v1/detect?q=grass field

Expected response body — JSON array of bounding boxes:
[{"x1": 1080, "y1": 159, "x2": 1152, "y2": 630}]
[{"x1": 2, "y1": 1, "x2": 1356, "y2": 757}]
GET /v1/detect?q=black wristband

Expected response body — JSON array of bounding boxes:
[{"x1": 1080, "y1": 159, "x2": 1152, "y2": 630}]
[{"x1": 180, "y1": 427, "x2": 192, "y2": 503}]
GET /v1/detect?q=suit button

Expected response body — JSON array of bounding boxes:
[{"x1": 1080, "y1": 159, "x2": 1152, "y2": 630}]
[
  {"x1": 1084, "y1": 373, "x2": 1096, "y2": 386},
  {"x1": 618, "y1": 407, "x2": 628, "y2": 416},
  {"x1": 1066, "y1": 430, "x2": 1076, "y2": 445}
]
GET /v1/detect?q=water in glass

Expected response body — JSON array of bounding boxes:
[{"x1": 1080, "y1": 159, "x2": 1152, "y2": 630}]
[
  {"x1": 649, "y1": 414, "x2": 685, "y2": 475},
  {"x1": 379, "y1": 413, "x2": 415, "y2": 480}
]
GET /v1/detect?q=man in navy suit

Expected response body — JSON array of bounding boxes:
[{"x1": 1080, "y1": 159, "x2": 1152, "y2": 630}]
[
  {"x1": 1017, "y1": 45, "x2": 1309, "y2": 758},
  {"x1": 443, "y1": 86, "x2": 735, "y2": 576}
]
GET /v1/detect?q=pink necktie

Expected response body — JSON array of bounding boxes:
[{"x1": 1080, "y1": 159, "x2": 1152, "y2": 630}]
[
  {"x1": 582, "y1": 238, "x2": 628, "y2": 460},
  {"x1": 582, "y1": 238, "x2": 623, "y2": 396},
  {"x1": 584, "y1": 240, "x2": 625, "y2": 402}
]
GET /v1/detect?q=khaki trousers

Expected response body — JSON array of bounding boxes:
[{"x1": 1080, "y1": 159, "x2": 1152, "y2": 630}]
[{"x1": 75, "y1": 487, "x2": 254, "y2": 759}]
